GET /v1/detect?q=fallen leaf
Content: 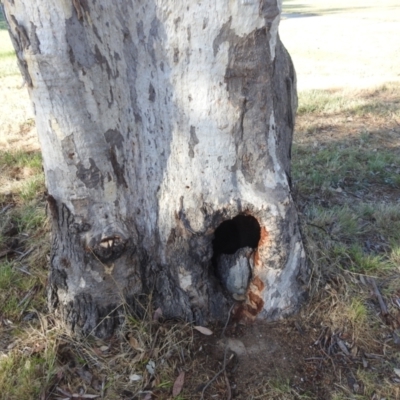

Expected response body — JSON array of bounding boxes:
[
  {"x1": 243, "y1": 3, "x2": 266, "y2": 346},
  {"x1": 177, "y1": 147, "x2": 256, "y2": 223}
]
[
  {"x1": 129, "y1": 374, "x2": 142, "y2": 382},
  {"x1": 146, "y1": 360, "x2": 156, "y2": 375},
  {"x1": 337, "y1": 339, "x2": 350, "y2": 356},
  {"x1": 56, "y1": 387, "x2": 72, "y2": 396},
  {"x1": 128, "y1": 334, "x2": 144, "y2": 352},
  {"x1": 153, "y1": 307, "x2": 163, "y2": 322},
  {"x1": 194, "y1": 326, "x2": 213, "y2": 335},
  {"x1": 394, "y1": 368, "x2": 400, "y2": 378},
  {"x1": 100, "y1": 345, "x2": 109, "y2": 352},
  {"x1": 172, "y1": 371, "x2": 185, "y2": 397},
  {"x1": 143, "y1": 393, "x2": 153, "y2": 400}
]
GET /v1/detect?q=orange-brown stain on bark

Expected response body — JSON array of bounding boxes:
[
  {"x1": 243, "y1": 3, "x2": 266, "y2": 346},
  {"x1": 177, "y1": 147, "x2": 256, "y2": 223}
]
[
  {"x1": 233, "y1": 282, "x2": 265, "y2": 322},
  {"x1": 233, "y1": 225, "x2": 268, "y2": 323},
  {"x1": 254, "y1": 226, "x2": 269, "y2": 267},
  {"x1": 248, "y1": 291, "x2": 264, "y2": 313},
  {"x1": 251, "y1": 275, "x2": 264, "y2": 291}
]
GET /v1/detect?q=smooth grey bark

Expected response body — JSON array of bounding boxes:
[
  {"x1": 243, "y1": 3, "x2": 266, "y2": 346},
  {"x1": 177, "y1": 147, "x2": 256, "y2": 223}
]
[{"x1": 3, "y1": 0, "x2": 308, "y2": 337}]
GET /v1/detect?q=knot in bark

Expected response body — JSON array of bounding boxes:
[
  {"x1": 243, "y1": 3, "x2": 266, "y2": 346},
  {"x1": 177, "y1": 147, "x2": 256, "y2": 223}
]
[{"x1": 91, "y1": 234, "x2": 127, "y2": 262}]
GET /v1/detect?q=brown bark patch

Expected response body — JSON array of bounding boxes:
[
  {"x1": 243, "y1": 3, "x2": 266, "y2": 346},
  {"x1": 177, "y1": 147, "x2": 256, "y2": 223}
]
[
  {"x1": 233, "y1": 291, "x2": 265, "y2": 322},
  {"x1": 251, "y1": 275, "x2": 264, "y2": 292},
  {"x1": 248, "y1": 291, "x2": 264, "y2": 313}
]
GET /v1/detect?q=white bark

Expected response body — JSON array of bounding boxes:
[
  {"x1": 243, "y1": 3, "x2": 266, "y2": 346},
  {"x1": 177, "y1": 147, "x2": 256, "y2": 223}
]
[{"x1": 3, "y1": 0, "x2": 308, "y2": 337}]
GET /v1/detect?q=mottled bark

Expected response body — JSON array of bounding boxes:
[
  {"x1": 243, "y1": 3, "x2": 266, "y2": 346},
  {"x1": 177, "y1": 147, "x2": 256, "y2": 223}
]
[{"x1": 3, "y1": 0, "x2": 308, "y2": 337}]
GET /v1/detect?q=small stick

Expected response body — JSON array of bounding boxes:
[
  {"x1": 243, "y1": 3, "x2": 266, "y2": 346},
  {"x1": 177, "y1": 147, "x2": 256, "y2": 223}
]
[
  {"x1": 200, "y1": 347, "x2": 233, "y2": 400},
  {"x1": 221, "y1": 303, "x2": 235, "y2": 338},
  {"x1": 364, "y1": 353, "x2": 385, "y2": 359},
  {"x1": 0, "y1": 204, "x2": 13, "y2": 214},
  {"x1": 224, "y1": 370, "x2": 232, "y2": 400},
  {"x1": 369, "y1": 278, "x2": 388, "y2": 315},
  {"x1": 201, "y1": 304, "x2": 235, "y2": 400}
]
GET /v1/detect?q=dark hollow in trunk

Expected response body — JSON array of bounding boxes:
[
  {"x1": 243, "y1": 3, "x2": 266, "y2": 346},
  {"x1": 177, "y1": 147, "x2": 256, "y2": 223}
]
[{"x1": 212, "y1": 214, "x2": 261, "y2": 266}]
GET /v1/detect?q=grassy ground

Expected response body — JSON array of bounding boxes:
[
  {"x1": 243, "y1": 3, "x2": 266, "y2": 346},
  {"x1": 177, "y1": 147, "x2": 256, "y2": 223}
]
[{"x1": 1, "y1": 3, "x2": 400, "y2": 400}]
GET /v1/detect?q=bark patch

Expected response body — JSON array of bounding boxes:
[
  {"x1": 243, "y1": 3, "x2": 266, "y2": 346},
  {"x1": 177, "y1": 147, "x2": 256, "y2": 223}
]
[
  {"x1": 224, "y1": 28, "x2": 275, "y2": 186},
  {"x1": 259, "y1": 0, "x2": 280, "y2": 22},
  {"x1": 29, "y1": 22, "x2": 41, "y2": 54},
  {"x1": 188, "y1": 126, "x2": 199, "y2": 158},
  {"x1": 94, "y1": 45, "x2": 112, "y2": 79},
  {"x1": 104, "y1": 129, "x2": 124, "y2": 149},
  {"x1": 66, "y1": 15, "x2": 95, "y2": 68},
  {"x1": 109, "y1": 147, "x2": 128, "y2": 188},
  {"x1": 213, "y1": 18, "x2": 237, "y2": 57},
  {"x1": 8, "y1": 15, "x2": 33, "y2": 86},
  {"x1": 148, "y1": 83, "x2": 156, "y2": 102},
  {"x1": 76, "y1": 158, "x2": 103, "y2": 189}
]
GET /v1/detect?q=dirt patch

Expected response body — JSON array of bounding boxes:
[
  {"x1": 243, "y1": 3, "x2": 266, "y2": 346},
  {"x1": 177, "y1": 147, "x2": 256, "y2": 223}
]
[{"x1": 184, "y1": 314, "x2": 387, "y2": 400}]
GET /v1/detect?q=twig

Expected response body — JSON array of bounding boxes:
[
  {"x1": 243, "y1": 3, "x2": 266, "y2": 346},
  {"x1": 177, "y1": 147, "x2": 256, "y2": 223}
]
[
  {"x1": 368, "y1": 277, "x2": 388, "y2": 315},
  {"x1": 221, "y1": 303, "x2": 235, "y2": 338},
  {"x1": 224, "y1": 370, "x2": 232, "y2": 400},
  {"x1": 16, "y1": 266, "x2": 33, "y2": 276},
  {"x1": 343, "y1": 189, "x2": 362, "y2": 199},
  {"x1": 0, "y1": 204, "x2": 13, "y2": 214},
  {"x1": 201, "y1": 305, "x2": 235, "y2": 400},
  {"x1": 200, "y1": 346, "x2": 233, "y2": 400},
  {"x1": 306, "y1": 222, "x2": 329, "y2": 234},
  {"x1": 17, "y1": 287, "x2": 35, "y2": 307},
  {"x1": 16, "y1": 247, "x2": 34, "y2": 261},
  {"x1": 364, "y1": 352, "x2": 385, "y2": 359}
]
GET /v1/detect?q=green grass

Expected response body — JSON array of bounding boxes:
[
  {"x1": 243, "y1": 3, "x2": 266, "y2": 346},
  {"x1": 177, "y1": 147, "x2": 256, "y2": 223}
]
[
  {"x1": 0, "y1": 150, "x2": 44, "y2": 203},
  {"x1": 0, "y1": 260, "x2": 36, "y2": 319},
  {"x1": 293, "y1": 144, "x2": 400, "y2": 194},
  {"x1": 0, "y1": 348, "x2": 56, "y2": 400},
  {"x1": 14, "y1": 203, "x2": 47, "y2": 233},
  {"x1": 19, "y1": 176, "x2": 45, "y2": 203},
  {"x1": 0, "y1": 150, "x2": 42, "y2": 170}
]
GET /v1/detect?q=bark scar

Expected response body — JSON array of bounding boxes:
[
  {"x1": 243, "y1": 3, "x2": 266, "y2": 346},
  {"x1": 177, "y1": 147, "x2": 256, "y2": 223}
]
[
  {"x1": 72, "y1": 0, "x2": 84, "y2": 20},
  {"x1": 8, "y1": 15, "x2": 33, "y2": 86}
]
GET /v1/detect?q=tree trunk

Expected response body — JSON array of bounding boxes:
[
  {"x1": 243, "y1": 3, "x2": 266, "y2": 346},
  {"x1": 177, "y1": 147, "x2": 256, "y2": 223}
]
[{"x1": 3, "y1": 0, "x2": 308, "y2": 337}]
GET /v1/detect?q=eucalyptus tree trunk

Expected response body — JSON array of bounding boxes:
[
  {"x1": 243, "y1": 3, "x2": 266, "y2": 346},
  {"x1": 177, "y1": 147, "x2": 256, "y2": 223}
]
[{"x1": 3, "y1": 0, "x2": 308, "y2": 337}]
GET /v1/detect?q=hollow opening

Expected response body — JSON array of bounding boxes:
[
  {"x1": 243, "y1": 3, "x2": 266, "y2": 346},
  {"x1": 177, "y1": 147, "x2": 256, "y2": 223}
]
[{"x1": 212, "y1": 214, "x2": 261, "y2": 257}]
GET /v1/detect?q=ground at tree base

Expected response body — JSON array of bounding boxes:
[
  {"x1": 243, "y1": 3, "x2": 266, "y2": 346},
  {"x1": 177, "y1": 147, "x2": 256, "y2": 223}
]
[{"x1": 1, "y1": 2, "x2": 400, "y2": 399}]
